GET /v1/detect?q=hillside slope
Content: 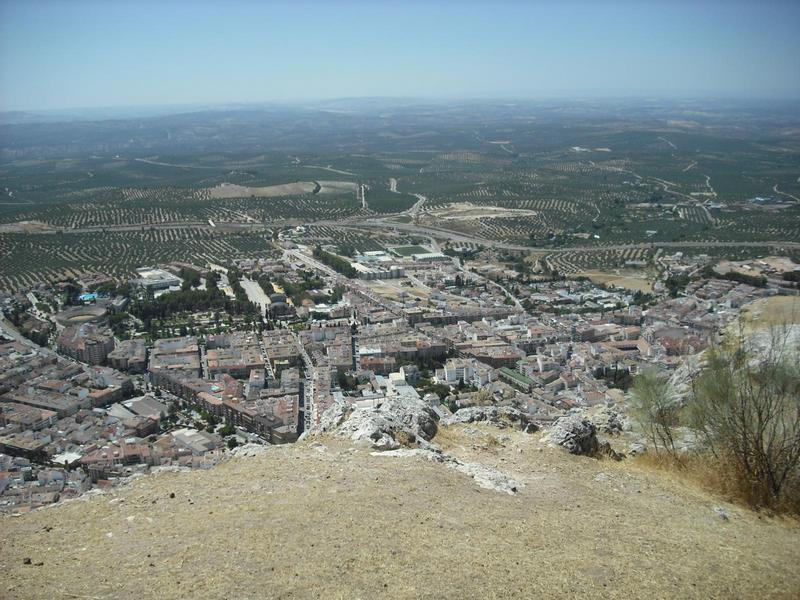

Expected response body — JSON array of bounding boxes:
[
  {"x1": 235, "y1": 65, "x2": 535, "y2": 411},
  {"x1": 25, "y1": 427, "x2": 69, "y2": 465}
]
[{"x1": 3, "y1": 427, "x2": 799, "y2": 599}]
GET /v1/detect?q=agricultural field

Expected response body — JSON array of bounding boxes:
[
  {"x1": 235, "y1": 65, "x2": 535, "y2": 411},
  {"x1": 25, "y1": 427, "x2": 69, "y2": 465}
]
[
  {"x1": 0, "y1": 228, "x2": 275, "y2": 290},
  {"x1": 0, "y1": 99, "x2": 798, "y2": 289},
  {"x1": 296, "y1": 226, "x2": 412, "y2": 255},
  {"x1": 389, "y1": 245, "x2": 430, "y2": 257},
  {"x1": 543, "y1": 247, "x2": 657, "y2": 276}
]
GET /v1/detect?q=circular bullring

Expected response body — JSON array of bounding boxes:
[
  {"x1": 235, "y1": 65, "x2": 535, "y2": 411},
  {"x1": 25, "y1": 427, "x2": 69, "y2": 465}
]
[{"x1": 55, "y1": 305, "x2": 109, "y2": 327}]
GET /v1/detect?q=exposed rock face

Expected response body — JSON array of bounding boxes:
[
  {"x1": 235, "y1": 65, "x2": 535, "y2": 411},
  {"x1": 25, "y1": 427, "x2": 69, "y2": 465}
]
[
  {"x1": 316, "y1": 400, "x2": 352, "y2": 432},
  {"x1": 379, "y1": 395, "x2": 438, "y2": 440},
  {"x1": 373, "y1": 443, "x2": 521, "y2": 494},
  {"x1": 546, "y1": 413, "x2": 599, "y2": 456},
  {"x1": 335, "y1": 410, "x2": 401, "y2": 451},
  {"x1": 230, "y1": 444, "x2": 270, "y2": 458},
  {"x1": 312, "y1": 395, "x2": 438, "y2": 450},
  {"x1": 628, "y1": 442, "x2": 647, "y2": 455},
  {"x1": 668, "y1": 354, "x2": 704, "y2": 402},
  {"x1": 591, "y1": 407, "x2": 626, "y2": 435},
  {"x1": 441, "y1": 405, "x2": 538, "y2": 432}
]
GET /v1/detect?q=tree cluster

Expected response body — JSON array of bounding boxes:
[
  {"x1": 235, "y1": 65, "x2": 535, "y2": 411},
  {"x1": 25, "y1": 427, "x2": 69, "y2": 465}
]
[{"x1": 313, "y1": 245, "x2": 355, "y2": 277}]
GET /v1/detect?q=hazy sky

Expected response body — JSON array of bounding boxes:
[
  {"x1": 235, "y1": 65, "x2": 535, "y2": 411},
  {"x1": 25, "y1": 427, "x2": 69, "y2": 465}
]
[{"x1": 1, "y1": 0, "x2": 799, "y2": 111}]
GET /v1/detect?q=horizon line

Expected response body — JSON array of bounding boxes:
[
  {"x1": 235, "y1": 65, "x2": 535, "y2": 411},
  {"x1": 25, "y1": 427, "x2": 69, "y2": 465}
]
[{"x1": 4, "y1": 94, "x2": 800, "y2": 117}]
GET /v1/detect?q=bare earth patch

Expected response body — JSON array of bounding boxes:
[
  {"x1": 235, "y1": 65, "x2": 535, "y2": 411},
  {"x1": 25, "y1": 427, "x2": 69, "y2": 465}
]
[
  {"x1": 0, "y1": 220, "x2": 58, "y2": 234},
  {"x1": 2, "y1": 432, "x2": 799, "y2": 599},
  {"x1": 316, "y1": 180, "x2": 358, "y2": 194},
  {"x1": 739, "y1": 296, "x2": 800, "y2": 330},
  {"x1": 207, "y1": 181, "x2": 357, "y2": 199},
  {"x1": 579, "y1": 270, "x2": 654, "y2": 292},
  {"x1": 208, "y1": 182, "x2": 318, "y2": 198},
  {"x1": 427, "y1": 202, "x2": 540, "y2": 221}
]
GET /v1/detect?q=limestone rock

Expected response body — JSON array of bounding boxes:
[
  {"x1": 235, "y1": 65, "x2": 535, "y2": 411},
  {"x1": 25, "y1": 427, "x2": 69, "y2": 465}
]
[
  {"x1": 312, "y1": 393, "x2": 438, "y2": 450},
  {"x1": 309, "y1": 442, "x2": 327, "y2": 453},
  {"x1": 379, "y1": 394, "x2": 438, "y2": 441},
  {"x1": 590, "y1": 407, "x2": 626, "y2": 435},
  {"x1": 546, "y1": 413, "x2": 599, "y2": 456},
  {"x1": 230, "y1": 443, "x2": 269, "y2": 458},
  {"x1": 668, "y1": 354, "x2": 704, "y2": 402},
  {"x1": 372, "y1": 445, "x2": 521, "y2": 494},
  {"x1": 441, "y1": 405, "x2": 538, "y2": 432},
  {"x1": 451, "y1": 459, "x2": 520, "y2": 494},
  {"x1": 627, "y1": 442, "x2": 647, "y2": 455},
  {"x1": 335, "y1": 410, "x2": 401, "y2": 451},
  {"x1": 314, "y1": 400, "x2": 352, "y2": 433},
  {"x1": 712, "y1": 506, "x2": 731, "y2": 522}
]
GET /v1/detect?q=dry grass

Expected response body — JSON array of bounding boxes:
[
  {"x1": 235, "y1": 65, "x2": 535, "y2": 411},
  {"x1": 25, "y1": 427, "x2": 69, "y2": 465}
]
[
  {"x1": 432, "y1": 422, "x2": 506, "y2": 452},
  {"x1": 738, "y1": 296, "x2": 800, "y2": 332},
  {"x1": 631, "y1": 451, "x2": 800, "y2": 517},
  {"x1": 3, "y1": 435, "x2": 800, "y2": 599}
]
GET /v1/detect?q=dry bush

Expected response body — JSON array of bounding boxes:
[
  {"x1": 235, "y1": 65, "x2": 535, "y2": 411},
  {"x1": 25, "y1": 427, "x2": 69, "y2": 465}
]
[
  {"x1": 689, "y1": 326, "x2": 800, "y2": 511},
  {"x1": 633, "y1": 451, "x2": 800, "y2": 516},
  {"x1": 629, "y1": 367, "x2": 681, "y2": 454},
  {"x1": 630, "y1": 323, "x2": 800, "y2": 514}
]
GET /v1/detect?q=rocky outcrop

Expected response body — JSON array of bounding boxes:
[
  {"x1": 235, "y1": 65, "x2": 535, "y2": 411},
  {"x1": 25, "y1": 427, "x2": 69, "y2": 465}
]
[
  {"x1": 373, "y1": 443, "x2": 521, "y2": 494},
  {"x1": 379, "y1": 395, "x2": 438, "y2": 440},
  {"x1": 335, "y1": 409, "x2": 401, "y2": 450},
  {"x1": 590, "y1": 407, "x2": 626, "y2": 435},
  {"x1": 545, "y1": 413, "x2": 600, "y2": 456},
  {"x1": 230, "y1": 444, "x2": 270, "y2": 458},
  {"x1": 441, "y1": 405, "x2": 538, "y2": 432},
  {"x1": 312, "y1": 394, "x2": 438, "y2": 450},
  {"x1": 315, "y1": 400, "x2": 352, "y2": 432},
  {"x1": 668, "y1": 354, "x2": 704, "y2": 402}
]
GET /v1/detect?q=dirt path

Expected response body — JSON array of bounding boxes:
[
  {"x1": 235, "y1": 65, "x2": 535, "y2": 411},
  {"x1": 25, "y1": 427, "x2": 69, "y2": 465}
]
[
  {"x1": 359, "y1": 184, "x2": 368, "y2": 209},
  {"x1": 131, "y1": 158, "x2": 217, "y2": 170},
  {"x1": 773, "y1": 183, "x2": 800, "y2": 203},
  {"x1": 657, "y1": 136, "x2": 678, "y2": 150},
  {"x1": 302, "y1": 164, "x2": 358, "y2": 176}
]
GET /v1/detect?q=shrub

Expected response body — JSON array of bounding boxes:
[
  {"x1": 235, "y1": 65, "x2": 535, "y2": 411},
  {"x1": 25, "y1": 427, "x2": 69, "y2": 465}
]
[
  {"x1": 689, "y1": 331, "x2": 800, "y2": 510},
  {"x1": 629, "y1": 367, "x2": 681, "y2": 454}
]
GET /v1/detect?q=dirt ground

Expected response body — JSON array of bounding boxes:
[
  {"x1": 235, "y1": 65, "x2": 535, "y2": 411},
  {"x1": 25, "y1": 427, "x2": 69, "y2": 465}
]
[
  {"x1": 208, "y1": 180, "x2": 358, "y2": 198},
  {"x1": 3, "y1": 429, "x2": 799, "y2": 600},
  {"x1": 578, "y1": 270, "x2": 653, "y2": 292},
  {"x1": 208, "y1": 182, "x2": 318, "y2": 198},
  {"x1": 739, "y1": 295, "x2": 800, "y2": 330},
  {"x1": 426, "y1": 202, "x2": 540, "y2": 221},
  {"x1": 0, "y1": 220, "x2": 57, "y2": 234},
  {"x1": 717, "y1": 256, "x2": 798, "y2": 278}
]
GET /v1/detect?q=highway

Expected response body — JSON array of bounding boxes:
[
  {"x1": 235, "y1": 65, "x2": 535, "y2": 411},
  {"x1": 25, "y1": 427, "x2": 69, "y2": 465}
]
[
  {"x1": 28, "y1": 211, "x2": 800, "y2": 257},
  {"x1": 314, "y1": 218, "x2": 800, "y2": 254}
]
